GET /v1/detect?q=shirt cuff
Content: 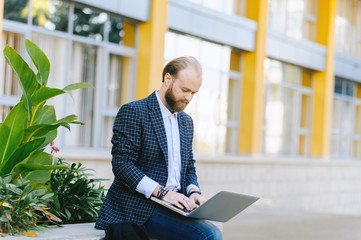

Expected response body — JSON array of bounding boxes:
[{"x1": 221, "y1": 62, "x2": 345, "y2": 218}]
[
  {"x1": 186, "y1": 184, "x2": 200, "y2": 195},
  {"x1": 136, "y1": 176, "x2": 159, "y2": 199}
]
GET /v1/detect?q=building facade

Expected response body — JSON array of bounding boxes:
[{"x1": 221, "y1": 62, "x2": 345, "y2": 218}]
[{"x1": 1, "y1": 0, "x2": 361, "y2": 214}]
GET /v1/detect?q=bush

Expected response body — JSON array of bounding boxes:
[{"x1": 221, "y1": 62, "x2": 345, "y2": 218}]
[
  {"x1": 48, "y1": 159, "x2": 106, "y2": 224},
  {"x1": 0, "y1": 175, "x2": 59, "y2": 235}
]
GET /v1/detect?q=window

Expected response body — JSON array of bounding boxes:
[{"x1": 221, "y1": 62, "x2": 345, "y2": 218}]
[
  {"x1": 4, "y1": 0, "x2": 29, "y2": 23},
  {"x1": 32, "y1": 0, "x2": 69, "y2": 32},
  {"x1": 330, "y1": 78, "x2": 361, "y2": 159},
  {"x1": 334, "y1": 0, "x2": 361, "y2": 58},
  {"x1": 263, "y1": 59, "x2": 313, "y2": 156},
  {"x1": 164, "y1": 32, "x2": 241, "y2": 154},
  {"x1": 1, "y1": 1, "x2": 137, "y2": 152},
  {"x1": 268, "y1": 0, "x2": 318, "y2": 41}
]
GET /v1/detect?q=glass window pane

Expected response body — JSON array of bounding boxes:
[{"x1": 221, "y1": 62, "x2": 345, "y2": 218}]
[
  {"x1": 164, "y1": 32, "x2": 232, "y2": 154},
  {"x1": 340, "y1": 134, "x2": 351, "y2": 158},
  {"x1": 334, "y1": 78, "x2": 343, "y2": 94},
  {"x1": 73, "y1": 7, "x2": 107, "y2": 41},
  {"x1": 331, "y1": 99, "x2": 342, "y2": 128},
  {"x1": 108, "y1": 16, "x2": 124, "y2": 44},
  {"x1": 66, "y1": 42, "x2": 97, "y2": 148},
  {"x1": 344, "y1": 80, "x2": 354, "y2": 96},
  {"x1": 353, "y1": 140, "x2": 361, "y2": 158},
  {"x1": 1, "y1": 31, "x2": 22, "y2": 97},
  {"x1": 102, "y1": 116, "x2": 115, "y2": 148},
  {"x1": 298, "y1": 135, "x2": 309, "y2": 155},
  {"x1": 107, "y1": 54, "x2": 131, "y2": 108},
  {"x1": 355, "y1": 105, "x2": 361, "y2": 135},
  {"x1": 300, "y1": 94, "x2": 311, "y2": 128},
  {"x1": 330, "y1": 133, "x2": 339, "y2": 157},
  {"x1": 32, "y1": 0, "x2": 69, "y2": 32},
  {"x1": 264, "y1": 85, "x2": 283, "y2": 154},
  {"x1": 265, "y1": 59, "x2": 283, "y2": 84},
  {"x1": 340, "y1": 101, "x2": 352, "y2": 131},
  {"x1": 285, "y1": 64, "x2": 300, "y2": 84},
  {"x1": 4, "y1": 0, "x2": 29, "y2": 23},
  {"x1": 282, "y1": 88, "x2": 297, "y2": 154}
]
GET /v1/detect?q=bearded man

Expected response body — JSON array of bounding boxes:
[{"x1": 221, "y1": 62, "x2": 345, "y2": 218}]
[{"x1": 96, "y1": 56, "x2": 222, "y2": 240}]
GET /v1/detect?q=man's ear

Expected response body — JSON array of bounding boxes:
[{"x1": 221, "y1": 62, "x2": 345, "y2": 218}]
[{"x1": 164, "y1": 73, "x2": 173, "y2": 87}]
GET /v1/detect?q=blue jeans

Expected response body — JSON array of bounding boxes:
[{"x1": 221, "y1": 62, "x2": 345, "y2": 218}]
[{"x1": 143, "y1": 205, "x2": 223, "y2": 240}]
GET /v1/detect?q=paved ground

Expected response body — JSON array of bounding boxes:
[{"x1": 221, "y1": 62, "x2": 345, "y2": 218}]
[{"x1": 222, "y1": 208, "x2": 361, "y2": 240}]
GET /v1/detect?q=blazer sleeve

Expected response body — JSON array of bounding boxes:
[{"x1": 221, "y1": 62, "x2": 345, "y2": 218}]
[
  {"x1": 184, "y1": 116, "x2": 199, "y2": 189},
  {"x1": 111, "y1": 103, "x2": 145, "y2": 192}
]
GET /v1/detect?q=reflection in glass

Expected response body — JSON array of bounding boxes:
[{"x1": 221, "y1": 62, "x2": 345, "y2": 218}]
[
  {"x1": 107, "y1": 54, "x2": 131, "y2": 107},
  {"x1": 73, "y1": 7, "x2": 107, "y2": 41},
  {"x1": 66, "y1": 42, "x2": 97, "y2": 148},
  {"x1": 32, "y1": 0, "x2": 69, "y2": 32},
  {"x1": 263, "y1": 59, "x2": 313, "y2": 156},
  {"x1": 1, "y1": 31, "x2": 22, "y2": 97},
  {"x1": 4, "y1": 0, "x2": 29, "y2": 23},
  {"x1": 108, "y1": 17, "x2": 124, "y2": 44},
  {"x1": 164, "y1": 32, "x2": 231, "y2": 153},
  {"x1": 334, "y1": 78, "x2": 343, "y2": 94}
]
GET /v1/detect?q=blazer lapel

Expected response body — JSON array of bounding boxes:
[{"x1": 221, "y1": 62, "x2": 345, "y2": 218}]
[{"x1": 147, "y1": 92, "x2": 168, "y2": 166}]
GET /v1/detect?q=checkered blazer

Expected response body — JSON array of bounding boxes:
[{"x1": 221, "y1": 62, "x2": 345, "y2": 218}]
[{"x1": 95, "y1": 91, "x2": 199, "y2": 230}]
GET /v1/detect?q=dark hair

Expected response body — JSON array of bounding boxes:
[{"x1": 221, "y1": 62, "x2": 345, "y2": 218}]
[{"x1": 162, "y1": 56, "x2": 202, "y2": 82}]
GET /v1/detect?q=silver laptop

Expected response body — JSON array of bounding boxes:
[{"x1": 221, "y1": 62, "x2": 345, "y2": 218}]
[{"x1": 150, "y1": 191, "x2": 259, "y2": 222}]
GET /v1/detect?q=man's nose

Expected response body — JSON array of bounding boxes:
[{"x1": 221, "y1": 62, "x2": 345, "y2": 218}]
[{"x1": 185, "y1": 93, "x2": 192, "y2": 101}]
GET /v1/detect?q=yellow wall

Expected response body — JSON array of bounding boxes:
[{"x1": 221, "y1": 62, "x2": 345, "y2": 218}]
[
  {"x1": 238, "y1": 0, "x2": 268, "y2": 154},
  {"x1": 135, "y1": 0, "x2": 168, "y2": 100},
  {"x1": 311, "y1": 0, "x2": 337, "y2": 157}
]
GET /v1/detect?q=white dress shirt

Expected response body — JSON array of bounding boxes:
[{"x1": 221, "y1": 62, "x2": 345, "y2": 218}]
[{"x1": 136, "y1": 91, "x2": 199, "y2": 198}]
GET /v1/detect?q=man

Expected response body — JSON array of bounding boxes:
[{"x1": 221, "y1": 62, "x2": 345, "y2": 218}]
[{"x1": 96, "y1": 56, "x2": 222, "y2": 240}]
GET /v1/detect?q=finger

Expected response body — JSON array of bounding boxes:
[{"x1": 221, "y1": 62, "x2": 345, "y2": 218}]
[
  {"x1": 186, "y1": 198, "x2": 196, "y2": 210},
  {"x1": 173, "y1": 201, "x2": 184, "y2": 210},
  {"x1": 180, "y1": 198, "x2": 191, "y2": 211}
]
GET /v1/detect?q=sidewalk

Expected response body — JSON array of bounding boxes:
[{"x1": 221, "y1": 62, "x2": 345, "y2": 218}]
[{"x1": 222, "y1": 208, "x2": 361, "y2": 240}]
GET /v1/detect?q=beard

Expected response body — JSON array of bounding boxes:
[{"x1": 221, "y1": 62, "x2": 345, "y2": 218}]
[{"x1": 165, "y1": 85, "x2": 189, "y2": 113}]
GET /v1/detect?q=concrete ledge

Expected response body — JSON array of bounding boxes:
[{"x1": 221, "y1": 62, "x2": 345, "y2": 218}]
[{"x1": 3, "y1": 223, "x2": 105, "y2": 240}]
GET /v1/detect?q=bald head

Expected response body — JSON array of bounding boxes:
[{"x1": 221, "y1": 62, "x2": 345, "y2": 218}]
[{"x1": 162, "y1": 56, "x2": 202, "y2": 82}]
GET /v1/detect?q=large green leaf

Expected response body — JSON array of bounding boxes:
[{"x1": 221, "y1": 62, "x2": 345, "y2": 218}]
[
  {"x1": 0, "y1": 102, "x2": 26, "y2": 165},
  {"x1": 63, "y1": 82, "x2": 93, "y2": 92},
  {"x1": 0, "y1": 138, "x2": 45, "y2": 176},
  {"x1": 15, "y1": 152, "x2": 67, "y2": 184},
  {"x1": 24, "y1": 39, "x2": 50, "y2": 86},
  {"x1": 23, "y1": 124, "x2": 59, "y2": 142},
  {"x1": 31, "y1": 87, "x2": 65, "y2": 110},
  {"x1": 3, "y1": 45, "x2": 39, "y2": 117},
  {"x1": 63, "y1": 82, "x2": 93, "y2": 99},
  {"x1": 32, "y1": 105, "x2": 57, "y2": 125}
]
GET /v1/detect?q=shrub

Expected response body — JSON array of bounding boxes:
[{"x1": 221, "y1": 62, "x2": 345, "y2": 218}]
[
  {"x1": 0, "y1": 175, "x2": 60, "y2": 235},
  {"x1": 48, "y1": 159, "x2": 106, "y2": 224}
]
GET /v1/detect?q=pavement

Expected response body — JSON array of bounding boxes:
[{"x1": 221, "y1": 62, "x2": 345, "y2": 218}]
[{"x1": 222, "y1": 208, "x2": 361, "y2": 240}]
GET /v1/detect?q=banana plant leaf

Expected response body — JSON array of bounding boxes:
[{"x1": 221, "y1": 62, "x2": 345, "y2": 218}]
[
  {"x1": 3, "y1": 45, "x2": 40, "y2": 118},
  {"x1": 0, "y1": 138, "x2": 45, "y2": 176},
  {"x1": 24, "y1": 39, "x2": 50, "y2": 86},
  {"x1": 0, "y1": 102, "x2": 26, "y2": 166}
]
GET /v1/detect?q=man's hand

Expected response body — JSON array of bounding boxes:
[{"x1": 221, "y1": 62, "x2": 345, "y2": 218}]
[
  {"x1": 189, "y1": 192, "x2": 206, "y2": 206},
  {"x1": 162, "y1": 191, "x2": 197, "y2": 211}
]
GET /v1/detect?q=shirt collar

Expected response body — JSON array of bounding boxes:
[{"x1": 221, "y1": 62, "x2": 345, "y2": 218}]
[{"x1": 155, "y1": 91, "x2": 177, "y2": 119}]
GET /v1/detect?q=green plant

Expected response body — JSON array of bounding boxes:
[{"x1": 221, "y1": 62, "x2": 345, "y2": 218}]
[
  {"x1": 0, "y1": 39, "x2": 92, "y2": 185},
  {"x1": 0, "y1": 175, "x2": 60, "y2": 235},
  {"x1": 48, "y1": 159, "x2": 106, "y2": 224}
]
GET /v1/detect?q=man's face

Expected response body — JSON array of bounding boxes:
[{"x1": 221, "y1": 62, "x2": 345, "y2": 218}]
[{"x1": 164, "y1": 66, "x2": 202, "y2": 113}]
